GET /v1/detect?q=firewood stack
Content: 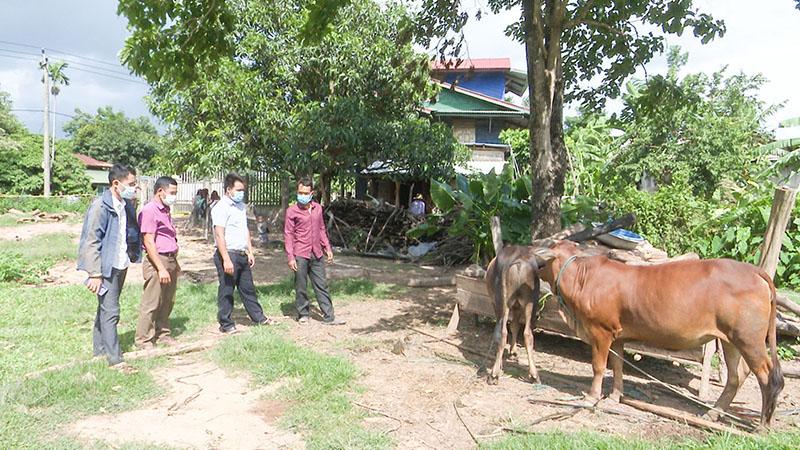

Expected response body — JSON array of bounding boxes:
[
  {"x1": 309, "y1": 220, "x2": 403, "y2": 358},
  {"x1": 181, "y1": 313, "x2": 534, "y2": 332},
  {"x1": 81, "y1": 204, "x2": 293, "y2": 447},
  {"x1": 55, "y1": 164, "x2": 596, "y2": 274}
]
[{"x1": 325, "y1": 199, "x2": 421, "y2": 253}]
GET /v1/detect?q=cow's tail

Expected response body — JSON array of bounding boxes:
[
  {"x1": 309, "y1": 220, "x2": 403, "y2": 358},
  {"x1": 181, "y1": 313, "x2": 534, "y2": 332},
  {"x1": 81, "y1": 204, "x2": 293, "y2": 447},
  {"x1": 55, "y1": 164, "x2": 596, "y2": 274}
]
[{"x1": 762, "y1": 271, "x2": 784, "y2": 425}]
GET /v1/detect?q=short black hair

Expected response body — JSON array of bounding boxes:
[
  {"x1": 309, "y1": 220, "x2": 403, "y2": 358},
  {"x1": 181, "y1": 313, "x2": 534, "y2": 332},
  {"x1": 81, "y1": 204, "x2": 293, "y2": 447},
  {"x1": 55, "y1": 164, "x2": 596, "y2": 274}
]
[
  {"x1": 297, "y1": 176, "x2": 313, "y2": 189},
  {"x1": 108, "y1": 163, "x2": 136, "y2": 183},
  {"x1": 224, "y1": 173, "x2": 246, "y2": 190},
  {"x1": 154, "y1": 176, "x2": 178, "y2": 195}
]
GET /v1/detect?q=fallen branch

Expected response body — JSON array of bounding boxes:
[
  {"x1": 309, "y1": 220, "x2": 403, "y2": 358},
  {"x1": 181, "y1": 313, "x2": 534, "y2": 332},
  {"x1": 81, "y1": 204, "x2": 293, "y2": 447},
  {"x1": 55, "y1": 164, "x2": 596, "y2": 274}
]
[
  {"x1": 327, "y1": 211, "x2": 348, "y2": 250},
  {"x1": 527, "y1": 398, "x2": 645, "y2": 419},
  {"x1": 368, "y1": 207, "x2": 399, "y2": 253},
  {"x1": 619, "y1": 397, "x2": 751, "y2": 437},
  {"x1": 407, "y1": 276, "x2": 456, "y2": 288},
  {"x1": 784, "y1": 367, "x2": 800, "y2": 379},
  {"x1": 353, "y1": 401, "x2": 411, "y2": 424},
  {"x1": 500, "y1": 409, "x2": 583, "y2": 435},
  {"x1": 777, "y1": 295, "x2": 800, "y2": 318},
  {"x1": 407, "y1": 326, "x2": 489, "y2": 359},
  {"x1": 364, "y1": 216, "x2": 378, "y2": 252},
  {"x1": 25, "y1": 339, "x2": 216, "y2": 379},
  {"x1": 453, "y1": 401, "x2": 478, "y2": 444}
]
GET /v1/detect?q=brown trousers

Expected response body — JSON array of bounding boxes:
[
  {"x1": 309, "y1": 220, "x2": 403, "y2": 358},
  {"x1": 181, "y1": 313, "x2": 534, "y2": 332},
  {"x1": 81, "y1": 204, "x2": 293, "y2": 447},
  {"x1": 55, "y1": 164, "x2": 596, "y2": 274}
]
[{"x1": 135, "y1": 254, "x2": 180, "y2": 346}]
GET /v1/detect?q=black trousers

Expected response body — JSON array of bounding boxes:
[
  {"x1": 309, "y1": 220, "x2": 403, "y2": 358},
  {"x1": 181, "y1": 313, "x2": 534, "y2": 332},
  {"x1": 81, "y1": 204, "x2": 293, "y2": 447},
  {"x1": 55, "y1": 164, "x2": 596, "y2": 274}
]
[
  {"x1": 295, "y1": 255, "x2": 335, "y2": 321},
  {"x1": 214, "y1": 251, "x2": 267, "y2": 330}
]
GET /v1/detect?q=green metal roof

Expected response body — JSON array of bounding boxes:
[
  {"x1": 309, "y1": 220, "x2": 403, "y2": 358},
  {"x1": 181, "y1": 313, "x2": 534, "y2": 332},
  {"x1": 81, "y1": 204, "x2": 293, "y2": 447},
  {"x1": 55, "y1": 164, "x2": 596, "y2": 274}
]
[{"x1": 424, "y1": 86, "x2": 528, "y2": 117}]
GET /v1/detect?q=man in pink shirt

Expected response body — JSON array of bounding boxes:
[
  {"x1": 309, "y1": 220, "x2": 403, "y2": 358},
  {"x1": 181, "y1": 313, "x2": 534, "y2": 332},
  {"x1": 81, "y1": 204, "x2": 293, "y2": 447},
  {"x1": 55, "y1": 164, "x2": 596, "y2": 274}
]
[
  {"x1": 135, "y1": 176, "x2": 181, "y2": 348},
  {"x1": 284, "y1": 177, "x2": 345, "y2": 325}
]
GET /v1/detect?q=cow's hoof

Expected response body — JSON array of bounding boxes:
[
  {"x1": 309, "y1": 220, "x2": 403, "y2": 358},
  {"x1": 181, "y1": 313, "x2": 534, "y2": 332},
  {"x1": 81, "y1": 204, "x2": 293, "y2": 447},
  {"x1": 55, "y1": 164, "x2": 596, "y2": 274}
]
[
  {"x1": 702, "y1": 410, "x2": 721, "y2": 422},
  {"x1": 608, "y1": 391, "x2": 622, "y2": 403},
  {"x1": 529, "y1": 373, "x2": 541, "y2": 384},
  {"x1": 487, "y1": 375, "x2": 499, "y2": 385}
]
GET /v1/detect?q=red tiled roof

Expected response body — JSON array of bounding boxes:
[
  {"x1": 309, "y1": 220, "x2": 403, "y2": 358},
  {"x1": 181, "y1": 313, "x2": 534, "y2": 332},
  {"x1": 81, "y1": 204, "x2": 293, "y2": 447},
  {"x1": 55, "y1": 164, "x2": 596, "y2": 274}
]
[
  {"x1": 74, "y1": 153, "x2": 113, "y2": 169},
  {"x1": 430, "y1": 57, "x2": 512, "y2": 71}
]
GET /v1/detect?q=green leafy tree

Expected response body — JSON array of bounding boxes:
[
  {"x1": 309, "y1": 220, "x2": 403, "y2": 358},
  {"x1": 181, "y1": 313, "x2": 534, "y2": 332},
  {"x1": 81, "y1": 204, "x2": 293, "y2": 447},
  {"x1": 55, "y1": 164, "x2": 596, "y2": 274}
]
[
  {"x1": 117, "y1": 0, "x2": 235, "y2": 87},
  {"x1": 139, "y1": 0, "x2": 460, "y2": 200},
  {"x1": 610, "y1": 47, "x2": 775, "y2": 198},
  {"x1": 0, "y1": 89, "x2": 24, "y2": 136},
  {"x1": 62, "y1": 106, "x2": 162, "y2": 172},
  {"x1": 0, "y1": 133, "x2": 90, "y2": 195},
  {"x1": 411, "y1": 0, "x2": 726, "y2": 238}
]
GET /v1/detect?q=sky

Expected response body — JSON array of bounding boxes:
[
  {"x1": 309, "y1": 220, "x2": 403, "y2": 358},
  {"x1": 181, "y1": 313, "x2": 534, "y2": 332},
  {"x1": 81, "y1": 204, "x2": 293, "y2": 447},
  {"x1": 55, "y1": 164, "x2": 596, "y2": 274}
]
[{"x1": 1, "y1": 0, "x2": 799, "y2": 139}]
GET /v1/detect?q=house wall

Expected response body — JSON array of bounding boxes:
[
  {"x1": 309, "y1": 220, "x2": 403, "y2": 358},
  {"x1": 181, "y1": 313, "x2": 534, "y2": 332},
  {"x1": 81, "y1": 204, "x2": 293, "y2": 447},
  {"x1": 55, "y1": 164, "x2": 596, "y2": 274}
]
[
  {"x1": 440, "y1": 71, "x2": 506, "y2": 99},
  {"x1": 449, "y1": 118, "x2": 476, "y2": 144},
  {"x1": 475, "y1": 118, "x2": 506, "y2": 145}
]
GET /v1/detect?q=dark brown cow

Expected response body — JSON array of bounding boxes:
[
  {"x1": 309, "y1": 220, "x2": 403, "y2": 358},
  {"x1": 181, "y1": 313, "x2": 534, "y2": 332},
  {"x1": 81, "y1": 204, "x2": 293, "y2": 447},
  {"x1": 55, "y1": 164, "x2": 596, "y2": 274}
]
[
  {"x1": 532, "y1": 240, "x2": 783, "y2": 426},
  {"x1": 485, "y1": 245, "x2": 541, "y2": 384}
]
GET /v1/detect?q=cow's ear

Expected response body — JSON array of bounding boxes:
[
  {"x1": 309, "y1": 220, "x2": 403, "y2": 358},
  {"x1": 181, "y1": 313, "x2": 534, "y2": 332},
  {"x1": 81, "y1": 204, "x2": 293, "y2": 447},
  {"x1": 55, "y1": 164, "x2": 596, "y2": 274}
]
[{"x1": 532, "y1": 248, "x2": 556, "y2": 265}]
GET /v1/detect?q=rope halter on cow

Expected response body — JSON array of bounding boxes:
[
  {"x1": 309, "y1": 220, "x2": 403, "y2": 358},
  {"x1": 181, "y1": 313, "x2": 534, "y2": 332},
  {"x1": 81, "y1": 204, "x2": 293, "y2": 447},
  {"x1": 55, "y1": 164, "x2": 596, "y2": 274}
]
[{"x1": 554, "y1": 254, "x2": 579, "y2": 324}]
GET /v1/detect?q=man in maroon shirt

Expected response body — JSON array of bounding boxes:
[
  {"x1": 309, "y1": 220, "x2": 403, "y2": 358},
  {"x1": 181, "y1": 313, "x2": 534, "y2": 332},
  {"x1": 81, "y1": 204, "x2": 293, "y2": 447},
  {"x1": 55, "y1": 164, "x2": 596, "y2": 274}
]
[{"x1": 284, "y1": 177, "x2": 345, "y2": 325}]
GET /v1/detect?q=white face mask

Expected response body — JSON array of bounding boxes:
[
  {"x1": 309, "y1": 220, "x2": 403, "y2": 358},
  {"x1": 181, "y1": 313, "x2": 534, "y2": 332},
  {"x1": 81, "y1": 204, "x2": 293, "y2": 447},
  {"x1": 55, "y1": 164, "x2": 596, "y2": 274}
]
[
  {"x1": 163, "y1": 194, "x2": 177, "y2": 206},
  {"x1": 119, "y1": 184, "x2": 137, "y2": 199}
]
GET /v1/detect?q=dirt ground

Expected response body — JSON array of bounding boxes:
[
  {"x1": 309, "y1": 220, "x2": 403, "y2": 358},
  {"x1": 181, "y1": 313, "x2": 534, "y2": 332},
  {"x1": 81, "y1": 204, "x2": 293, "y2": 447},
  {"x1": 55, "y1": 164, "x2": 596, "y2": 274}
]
[{"x1": 20, "y1": 219, "x2": 800, "y2": 448}]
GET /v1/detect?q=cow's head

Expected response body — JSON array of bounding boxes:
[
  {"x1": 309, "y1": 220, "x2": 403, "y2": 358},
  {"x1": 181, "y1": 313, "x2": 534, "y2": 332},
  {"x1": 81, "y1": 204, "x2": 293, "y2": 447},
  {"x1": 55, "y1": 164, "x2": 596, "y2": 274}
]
[{"x1": 531, "y1": 239, "x2": 580, "y2": 282}]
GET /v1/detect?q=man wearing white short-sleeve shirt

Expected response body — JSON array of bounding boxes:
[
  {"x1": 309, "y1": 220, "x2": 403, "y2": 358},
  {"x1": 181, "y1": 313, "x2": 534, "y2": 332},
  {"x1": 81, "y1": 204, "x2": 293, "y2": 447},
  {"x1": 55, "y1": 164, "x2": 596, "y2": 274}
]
[{"x1": 211, "y1": 173, "x2": 272, "y2": 333}]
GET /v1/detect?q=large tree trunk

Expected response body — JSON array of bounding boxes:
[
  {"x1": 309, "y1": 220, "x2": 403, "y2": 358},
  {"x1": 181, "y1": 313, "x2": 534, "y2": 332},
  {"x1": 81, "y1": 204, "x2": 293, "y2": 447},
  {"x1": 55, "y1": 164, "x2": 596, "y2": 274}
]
[
  {"x1": 523, "y1": 0, "x2": 564, "y2": 240},
  {"x1": 546, "y1": 53, "x2": 568, "y2": 233}
]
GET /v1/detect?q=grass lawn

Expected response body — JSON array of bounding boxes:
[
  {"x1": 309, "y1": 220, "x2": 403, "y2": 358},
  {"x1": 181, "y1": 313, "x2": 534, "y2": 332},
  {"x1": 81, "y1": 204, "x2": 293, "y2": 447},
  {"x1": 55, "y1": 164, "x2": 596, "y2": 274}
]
[
  {"x1": 482, "y1": 430, "x2": 800, "y2": 449},
  {"x1": 0, "y1": 232, "x2": 77, "y2": 283},
  {"x1": 0, "y1": 279, "x2": 220, "y2": 449},
  {"x1": 0, "y1": 272, "x2": 398, "y2": 449},
  {"x1": 214, "y1": 328, "x2": 392, "y2": 450}
]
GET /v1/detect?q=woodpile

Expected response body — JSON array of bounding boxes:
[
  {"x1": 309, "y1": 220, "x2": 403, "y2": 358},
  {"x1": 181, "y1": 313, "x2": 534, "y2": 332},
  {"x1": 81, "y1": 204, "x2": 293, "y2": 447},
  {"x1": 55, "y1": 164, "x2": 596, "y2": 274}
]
[
  {"x1": 325, "y1": 199, "x2": 421, "y2": 253},
  {"x1": 12, "y1": 209, "x2": 72, "y2": 223}
]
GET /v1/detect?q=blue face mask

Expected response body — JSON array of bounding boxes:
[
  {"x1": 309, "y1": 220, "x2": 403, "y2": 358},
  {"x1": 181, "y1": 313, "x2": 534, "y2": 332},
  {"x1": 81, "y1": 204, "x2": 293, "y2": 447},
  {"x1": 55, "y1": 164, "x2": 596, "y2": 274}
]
[
  {"x1": 120, "y1": 185, "x2": 137, "y2": 199},
  {"x1": 297, "y1": 193, "x2": 312, "y2": 205},
  {"x1": 231, "y1": 191, "x2": 245, "y2": 203}
]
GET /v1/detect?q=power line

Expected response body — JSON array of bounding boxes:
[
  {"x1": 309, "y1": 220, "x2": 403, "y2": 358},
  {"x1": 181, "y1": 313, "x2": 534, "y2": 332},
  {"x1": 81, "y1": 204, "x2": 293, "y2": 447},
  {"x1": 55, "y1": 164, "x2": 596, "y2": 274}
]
[
  {"x1": 10, "y1": 109, "x2": 77, "y2": 118},
  {"x1": 0, "y1": 48, "x2": 148, "y2": 86},
  {"x1": 0, "y1": 45, "x2": 137, "y2": 78},
  {"x1": 0, "y1": 53, "x2": 37, "y2": 63},
  {"x1": 0, "y1": 38, "x2": 123, "y2": 69},
  {"x1": 68, "y1": 66, "x2": 149, "y2": 85}
]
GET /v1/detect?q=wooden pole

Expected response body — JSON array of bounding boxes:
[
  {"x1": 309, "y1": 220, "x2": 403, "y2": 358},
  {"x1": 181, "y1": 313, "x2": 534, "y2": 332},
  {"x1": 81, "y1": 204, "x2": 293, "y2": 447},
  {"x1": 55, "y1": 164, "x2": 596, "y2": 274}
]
[
  {"x1": 490, "y1": 216, "x2": 503, "y2": 253},
  {"x1": 758, "y1": 187, "x2": 799, "y2": 318},
  {"x1": 619, "y1": 397, "x2": 750, "y2": 437},
  {"x1": 759, "y1": 187, "x2": 798, "y2": 279}
]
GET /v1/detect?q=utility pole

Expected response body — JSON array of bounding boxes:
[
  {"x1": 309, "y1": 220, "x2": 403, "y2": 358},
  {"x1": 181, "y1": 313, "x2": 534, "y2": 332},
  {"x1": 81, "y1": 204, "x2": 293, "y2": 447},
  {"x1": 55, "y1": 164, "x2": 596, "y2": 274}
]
[{"x1": 41, "y1": 49, "x2": 51, "y2": 196}]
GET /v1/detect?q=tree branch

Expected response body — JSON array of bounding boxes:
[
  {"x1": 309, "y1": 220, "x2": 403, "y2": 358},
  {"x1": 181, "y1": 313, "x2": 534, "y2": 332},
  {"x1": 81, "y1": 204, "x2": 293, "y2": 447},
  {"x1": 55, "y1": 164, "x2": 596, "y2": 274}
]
[
  {"x1": 580, "y1": 19, "x2": 625, "y2": 36},
  {"x1": 565, "y1": 0, "x2": 596, "y2": 28}
]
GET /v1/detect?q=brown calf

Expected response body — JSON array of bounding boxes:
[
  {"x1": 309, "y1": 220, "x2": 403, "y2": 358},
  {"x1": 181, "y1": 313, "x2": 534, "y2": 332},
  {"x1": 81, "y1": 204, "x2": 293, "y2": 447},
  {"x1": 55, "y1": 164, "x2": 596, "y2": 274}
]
[
  {"x1": 533, "y1": 240, "x2": 783, "y2": 426},
  {"x1": 485, "y1": 245, "x2": 541, "y2": 384}
]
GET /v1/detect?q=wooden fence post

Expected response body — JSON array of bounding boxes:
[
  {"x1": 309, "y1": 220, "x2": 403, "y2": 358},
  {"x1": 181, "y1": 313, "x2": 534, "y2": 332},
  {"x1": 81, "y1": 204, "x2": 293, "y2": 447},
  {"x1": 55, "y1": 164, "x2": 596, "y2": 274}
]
[
  {"x1": 758, "y1": 186, "x2": 800, "y2": 316},
  {"x1": 759, "y1": 186, "x2": 798, "y2": 279}
]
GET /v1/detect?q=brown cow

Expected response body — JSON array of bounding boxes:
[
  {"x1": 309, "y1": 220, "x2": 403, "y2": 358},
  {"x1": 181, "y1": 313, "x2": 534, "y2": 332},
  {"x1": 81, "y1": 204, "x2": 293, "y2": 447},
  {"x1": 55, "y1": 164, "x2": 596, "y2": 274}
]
[
  {"x1": 532, "y1": 240, "x2": 783, "y2": 426},
  {"x1": 485, "y1": 245, "x2": 542, "y2": 384}
]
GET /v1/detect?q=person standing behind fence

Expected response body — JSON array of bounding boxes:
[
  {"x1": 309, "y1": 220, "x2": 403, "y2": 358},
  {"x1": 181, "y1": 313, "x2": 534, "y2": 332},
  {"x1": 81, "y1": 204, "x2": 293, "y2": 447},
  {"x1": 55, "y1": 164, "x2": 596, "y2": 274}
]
[
  {"x1": 284, "y1": 177, "x2": 345, "y2": 325},
  {"x1": 135, "y1": 176, "x2": 181, "y2": 350},
  {"x1": 77, "y1": 163, "x2": 141, "y2": 371},
  {"x1": 211, "y1": 173, "x2": 273, "y2": 333}
]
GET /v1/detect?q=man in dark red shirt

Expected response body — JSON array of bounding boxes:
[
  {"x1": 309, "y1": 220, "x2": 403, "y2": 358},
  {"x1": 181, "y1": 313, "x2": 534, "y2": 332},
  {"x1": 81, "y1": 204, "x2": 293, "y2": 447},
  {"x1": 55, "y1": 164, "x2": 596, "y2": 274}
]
[{"x1": 284, "y1": 177, "x2": 345, "y2": 325}]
